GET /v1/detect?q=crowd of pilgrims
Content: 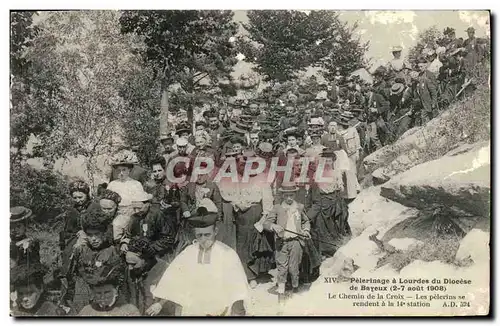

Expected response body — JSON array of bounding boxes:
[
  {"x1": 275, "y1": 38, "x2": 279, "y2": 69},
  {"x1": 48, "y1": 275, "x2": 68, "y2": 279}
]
[{"x1": 10, "y1": 26, "x2": 488, "y2": 316}]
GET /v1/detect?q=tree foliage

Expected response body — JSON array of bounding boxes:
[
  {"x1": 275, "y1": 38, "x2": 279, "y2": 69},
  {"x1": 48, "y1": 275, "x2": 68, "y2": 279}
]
[
  {"x1": 14, "y1": 11, "x2": 143, "y2": 183},
  {"x1": 119, "y1": 10, "x2": 239, "y2": 123},
  {"x1": 408, "y1": 26, "x2": 442, "y2": 67},
  {"x1": 11, "y1": 160, "x2": 71, "y2": 224},
  {"x1": 319, "y1": 19, "x2": 368, "y2": 81},
  {"x1": 119, "y1": 63, "x2": 162, "y2": 165},
  {"x1": 10, "y1": 11, "x2": 60, "y2": 155},
  {"x1": 10, "y1": 11, "x2": 39, "y2": 79},
  {"x1": 239, "y1": 10, "x2": 368, "y2": 83}
]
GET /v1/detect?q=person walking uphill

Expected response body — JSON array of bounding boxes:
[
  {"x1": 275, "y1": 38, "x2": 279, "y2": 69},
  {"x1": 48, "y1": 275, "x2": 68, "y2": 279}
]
[
  {"x1": 414, "y1": 56, "x2": 439, "y2": 125},
  {"x1": 306, "y1": 148, "x2": 351, "y2": 258},
  {"x1": 233, "y1": 152, "x2": 275, "y2": 289},
  {"x1": 262, "y1": 183, "x2": 311, "y2": 301}
]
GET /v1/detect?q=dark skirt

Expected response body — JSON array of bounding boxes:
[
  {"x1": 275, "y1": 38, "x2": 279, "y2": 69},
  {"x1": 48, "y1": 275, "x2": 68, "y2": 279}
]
[
  {"x1": 173, "y1": 219, "x2": 195, "y2": 257},
  {"x1": 307, "y1": 191, "x2": 351, "y2": 257},
  {"x1": 234, "y1": 204, "x2": 275, "y2": 280},
  {"x1": 299, "y1": 238, "x2": 322, "y2": 284},
  {"x1": 216, "y1": 201, "x2": 237, "y2": 250}
]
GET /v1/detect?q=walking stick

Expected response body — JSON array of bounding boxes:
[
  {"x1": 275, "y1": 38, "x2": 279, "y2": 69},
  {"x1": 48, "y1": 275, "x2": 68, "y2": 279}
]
[
  {"x1": 281, "y1": 228, "x2": 339, "y2": 248},
  {"x1": 455, "y1": 78, "x2": 474, "y2": 98}
]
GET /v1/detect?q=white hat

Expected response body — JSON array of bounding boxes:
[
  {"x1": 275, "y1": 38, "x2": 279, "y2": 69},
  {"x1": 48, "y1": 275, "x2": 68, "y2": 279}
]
[
  {"x1": 131, "y1": 189, "x2": 153, "y2": 202},
  {"x1": 176, "y1": 138, "x2": 188, "y2": 146},
  {"x1": 308, "y1": 117, "x2": 325, "y2": 126},
  {"x1": 315, "y1": 90, "x2": 328, "y2": 100},
  {"x1": 198, "y1": 198, "x2": 218, "y2": 213},
  {"x1": 436, "y1": 46, "x2": 446, "y2": 55}
]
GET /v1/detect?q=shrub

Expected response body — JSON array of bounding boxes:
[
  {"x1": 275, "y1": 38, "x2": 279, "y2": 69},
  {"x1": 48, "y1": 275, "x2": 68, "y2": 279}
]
[{"x1": 10, "y1": 161, "x2": 71, "y2": 226}]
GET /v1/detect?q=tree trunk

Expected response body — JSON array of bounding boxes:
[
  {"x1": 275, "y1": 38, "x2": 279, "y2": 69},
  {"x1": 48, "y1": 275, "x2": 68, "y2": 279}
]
[
  {"x1": 187, "y1": 105, "x2": 194, "y2": 127},
  {"x1": 160, "y1": 86, "x2": 170, "y2": 138}
]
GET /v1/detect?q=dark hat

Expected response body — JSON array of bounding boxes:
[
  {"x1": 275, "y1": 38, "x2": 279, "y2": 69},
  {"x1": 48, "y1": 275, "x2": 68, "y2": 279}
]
[
  {"x1": 339, "y1": 113, "x2": 351, "y2": 122},
  {"x1": 278, "y1": 182, "x2": 299, "y2": 193},
  {"x1": 175, "y1": 122, "x2": 192, "y2": 135},
  {"x1": 229, "y1": 135, "x2": 246, "y2": 146},
  {"x1": 283, "y1": 127, "x2": 301, "y2": 139},
  {"x1": 336, "y1": 118, "x2": 350, "y2": 127},
  {"x1": 256, "y1": 142, "x2": 274, "y2": 159},
  {"x1": 159, "y1": 133, "x2": 174, "y2": 141},
  {"x1": 466, "y1": 27, "x2": 475, "y2": 33},
  {"x1": 391, "y1": 83, "x2": 405, "y2": 95},
  {"x1": 11, "y1": 263, "x2": 47, "y2": 287},
  {"x1": 230, "y1": 122, "x2": 251, "y2": 135},
  {"x1": 10, "y1": 206, "x2": 33, "y2": 223},
  {"x1": 341, "y1": 110, "x2": 355, "y2": 117},
  {"x1": 285, "y1": 147, "x2": 300, "y2": 156},
  {"x1": 373, "y1": 66, "x2": 387, "y2": 76},
  {"x1": 99, "y1": 189, "x2": 122, "y2": 205},
  {"x1": 320, "y1": 148, "x2": 337, "y2": 158},
  {"x1": 259, "y1": 129, "x2": 276, "y2": 141},
  {"x1": 81, "y1": 210, "x2": 109, "y2": 233},
  {"x1": 187, "y1": 198, "x2": 219, "y2": 228},
  {"x1": 203, "y1": 109, "x2": 218, "y2": 119},
  {"x1": 350, "y1": 107, "x2": 364, "y2": 113},
  {"x1": 188, "y1": 211, "x2": 218, "y2": 228},
  {"x1": 443, "y1": 27, "x2": 455, "y2": 35},
  {"x1": 239, "y1": 114, "x2": 255, "y2": 122},
  {"x1": 195, "y1": 120, "x2": 207, "y2": 128},
  {"x1": 224, "y1": 150, "x2": 240, "y2": 158}
]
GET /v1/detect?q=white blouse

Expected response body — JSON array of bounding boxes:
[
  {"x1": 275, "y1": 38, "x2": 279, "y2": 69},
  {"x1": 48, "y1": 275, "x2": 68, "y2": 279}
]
[{"x1": 107, "y1": 179, "x2": 145, "y2": 207}]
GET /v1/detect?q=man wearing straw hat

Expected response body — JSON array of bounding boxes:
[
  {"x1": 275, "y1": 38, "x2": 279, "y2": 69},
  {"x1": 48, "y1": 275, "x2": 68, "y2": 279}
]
[{"x1": 262, "y1": 182, "x2": 311, "y2": 300}]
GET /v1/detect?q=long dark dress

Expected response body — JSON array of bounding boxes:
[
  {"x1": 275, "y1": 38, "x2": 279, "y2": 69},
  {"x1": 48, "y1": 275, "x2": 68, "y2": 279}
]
[
  {"x1": 298, "y1": 238, "x2": 322, "y2": 284},
  {"x1": 306, "y1": 185, "x2": 351, "y2": 257},
  {"x1": 216, "y1": 201, "x2": 237, "y2": 250},
  {"x1": 234, "y1": 204, "x2": 275, "y2": 281}
]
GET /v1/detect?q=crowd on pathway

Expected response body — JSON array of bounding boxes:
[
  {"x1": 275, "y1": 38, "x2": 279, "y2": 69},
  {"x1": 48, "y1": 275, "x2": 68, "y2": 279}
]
[{"x1": 10, "y1": 26, "x2": 488, "y2": 316}]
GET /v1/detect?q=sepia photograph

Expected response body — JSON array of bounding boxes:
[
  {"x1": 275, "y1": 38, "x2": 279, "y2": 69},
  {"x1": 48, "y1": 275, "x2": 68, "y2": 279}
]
[{"x1": 9, "y1": 9, "x2": 491, "y2": 317}]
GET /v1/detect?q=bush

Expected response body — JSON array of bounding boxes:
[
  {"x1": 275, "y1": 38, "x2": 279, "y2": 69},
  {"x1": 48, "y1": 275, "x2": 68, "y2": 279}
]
[
  {"x1": 378, "y1": 234, "x2": 462, "y2": 272},
  {"x1": 10, "y1": 161, "x2": 71, "y2": 226}
]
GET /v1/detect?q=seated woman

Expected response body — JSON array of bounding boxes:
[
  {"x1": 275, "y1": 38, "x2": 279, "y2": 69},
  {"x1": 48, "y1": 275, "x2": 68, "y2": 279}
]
[
  {"x1": 79, "y1": 269, "x2": 140, "y2": 316},
  {"x1": 107, "y1": 150, "x2": 147, "y2": 242},
  {"x1": 10, "y1": 264, "x2": 65, "y2": 316},
  {"x1": 62, "y1": 210, "x2": 126, "y2": 313},
  {"x1": 59, "y1": 180, "x2": 92, "y2": 274}
]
